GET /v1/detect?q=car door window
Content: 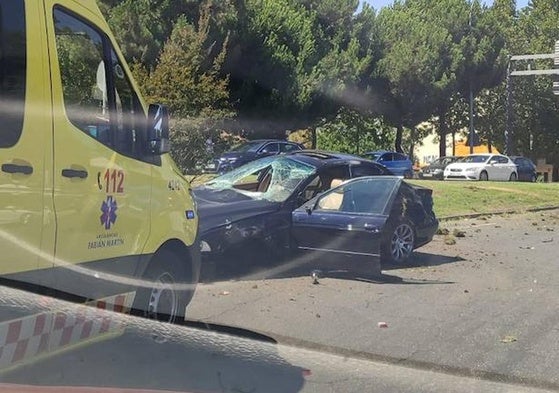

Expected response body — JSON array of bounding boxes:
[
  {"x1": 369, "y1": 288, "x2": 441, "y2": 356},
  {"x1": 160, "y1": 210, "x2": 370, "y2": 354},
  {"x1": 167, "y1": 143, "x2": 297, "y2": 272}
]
[
  {"x1": 379, "y1": 153, "x2": 392, "y2": 162},
  {"x1": 260, "y1": 143, "x2": 279, "y2": 154},
  {"x1": 0, "y1": 0, "x2": 26, "y2": 148},
  {"x1": 350, "y1": 163, "x2": 384, "y2": 177},
  {"x1": 316, "y1": 178, "x2": 398, "y2": 214},
  {"x1": 54, "y1": 8, "x2": 146, "y2": 159},
  {"x1": 54, "y1": 9, "x2": 110, "y2": 144},
  {"x1": 110, "y1": 50, "x2": 146, "y2": 157},
  {"x1": 280, "y1": 143, "x2": 299, "y2": 153},
  {"x1": 316, "y1": 187, "x2": 345, "y2": 211}
]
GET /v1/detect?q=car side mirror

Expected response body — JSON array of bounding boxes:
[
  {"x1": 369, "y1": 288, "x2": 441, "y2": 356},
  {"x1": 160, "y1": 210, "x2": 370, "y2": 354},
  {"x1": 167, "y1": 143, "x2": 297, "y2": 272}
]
[{"x1": 147, "y1": 104, "x2": 170, "y2": 155}]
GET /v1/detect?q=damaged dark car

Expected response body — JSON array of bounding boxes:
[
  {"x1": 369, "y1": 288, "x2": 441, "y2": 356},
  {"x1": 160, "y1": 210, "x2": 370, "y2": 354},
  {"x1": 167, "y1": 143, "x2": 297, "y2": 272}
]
[{"x1": 193, "y1": 151, "x2": 438, "y2": 267}]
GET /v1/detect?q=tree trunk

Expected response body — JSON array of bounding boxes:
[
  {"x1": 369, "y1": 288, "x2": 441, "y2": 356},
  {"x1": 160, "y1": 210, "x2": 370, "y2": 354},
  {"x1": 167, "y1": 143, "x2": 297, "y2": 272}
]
[
  {"x1": 438, "y1": 111, "x2": 447, "y2": 157},
  {"x1": 395, "y1": 122, "x2": 404, "y2": 153},
  {"x1": 487, "y1": 135, "x2": 492, "y2": 153},
  {"x1": 452, "y1": 130, "x2": 456, "y2": 156},
  {"x1": 311, "y1": 127, "x2": 317, "y2": 149},
  {"x1": 409, "y1": 127, "x2": 416, "y2": 161}
]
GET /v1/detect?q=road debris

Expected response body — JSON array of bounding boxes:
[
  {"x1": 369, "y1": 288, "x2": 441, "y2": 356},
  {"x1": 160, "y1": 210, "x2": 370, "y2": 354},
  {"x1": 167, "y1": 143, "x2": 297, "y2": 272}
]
[
  {"x1": 542, "y1": 238, "x2": 553, "y2": 243},
  {"x1": 453, "y1": 229, "x2": 466, "y2": 238},
  {"x1": 436, "y1": 228, "x2": 450, "y2": 235},
  {"x1": 219, "y1": 291, "x2": 230, "y2": 296},
  {"x1": 378, "y1": 322, "x2": 388, "y2": 328},
  {"x1": 444, "y1": 235, "x2": 457, "y2": 245},
  {"x1": 500, "y1": 335, "x2": 517, "y2": 344},
  {"x1": 311, "y1": 270, "x2": 321, "y2": 285}
]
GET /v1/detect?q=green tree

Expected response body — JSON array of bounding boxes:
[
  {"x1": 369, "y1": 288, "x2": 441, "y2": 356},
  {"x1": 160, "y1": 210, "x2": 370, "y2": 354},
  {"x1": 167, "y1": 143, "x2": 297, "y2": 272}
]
[
  {"x1": 316, "y1": 109, "x2": 395, "y2": 155},
  {"x1": 137, "y1": 6, "x2": 232, "y2": 173},
  {"x1": 476, "y1": 0, "x2": 559, "y2": 162}
]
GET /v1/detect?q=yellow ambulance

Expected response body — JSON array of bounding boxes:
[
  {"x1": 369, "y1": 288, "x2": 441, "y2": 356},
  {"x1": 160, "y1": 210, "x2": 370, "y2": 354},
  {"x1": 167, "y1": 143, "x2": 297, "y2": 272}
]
[{"x1": 0, "y1": 0, "x2": 200, "y2": 323}]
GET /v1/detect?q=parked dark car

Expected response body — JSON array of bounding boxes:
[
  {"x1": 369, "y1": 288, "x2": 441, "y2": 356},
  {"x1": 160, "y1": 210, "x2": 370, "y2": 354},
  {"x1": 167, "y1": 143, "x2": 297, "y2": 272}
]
[
  {"x1": 510, "y1": 156, "x2": 537, "y2": 182},
  {"x1": 194, "y1": 151, "x2": 437, "y2": 265},
  {"x1": 419, "y1": 156, "x2": 461, "y2": 180},
  {"x1": 363, "y1": 151, "x2": 414, "y2": 178},
  {"x1": 205, "y1": 139, "x2": 303, "y2": 173}
]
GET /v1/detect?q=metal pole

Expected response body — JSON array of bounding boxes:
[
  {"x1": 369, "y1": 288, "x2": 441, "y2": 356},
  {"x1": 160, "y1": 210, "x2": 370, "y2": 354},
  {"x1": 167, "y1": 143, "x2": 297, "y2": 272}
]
[
  {"x1": 468, "y1": 2, "x2": 474, "y2": 154},
  {"x1": 505, "y1": 59, "x2": 512, "y2": 155},
  {"x1": 469, "y1": 84, "x2": 474, "y2": 154}
]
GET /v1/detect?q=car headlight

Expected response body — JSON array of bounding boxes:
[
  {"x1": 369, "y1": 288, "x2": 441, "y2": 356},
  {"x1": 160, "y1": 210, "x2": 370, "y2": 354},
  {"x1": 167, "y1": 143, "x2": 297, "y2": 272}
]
[{"x1": 465, "y1": 167, "x2": 477, "y2": 172}]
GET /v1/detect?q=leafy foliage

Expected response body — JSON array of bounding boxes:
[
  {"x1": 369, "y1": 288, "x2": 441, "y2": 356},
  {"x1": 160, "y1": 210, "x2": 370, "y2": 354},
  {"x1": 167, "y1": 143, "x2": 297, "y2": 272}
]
[
  {"x1": 100, "y1": 0, "x2": 559, "y2": 171},
  {"x1": 316, "y1": 109, "x2": 395, "y2": 155}
]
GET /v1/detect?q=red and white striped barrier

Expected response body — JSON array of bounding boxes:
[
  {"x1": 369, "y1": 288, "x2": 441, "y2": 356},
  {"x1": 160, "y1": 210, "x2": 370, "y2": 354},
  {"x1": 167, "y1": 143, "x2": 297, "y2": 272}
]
[{"x1": 0, "y1": 292, "x2": 134, "y2": 370}]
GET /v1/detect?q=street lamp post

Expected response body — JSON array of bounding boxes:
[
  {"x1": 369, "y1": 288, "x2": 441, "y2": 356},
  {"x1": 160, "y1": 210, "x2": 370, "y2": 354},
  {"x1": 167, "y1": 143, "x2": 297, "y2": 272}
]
[{"x1": 468, "y1": 2, "x2": 475, "y2": 155}]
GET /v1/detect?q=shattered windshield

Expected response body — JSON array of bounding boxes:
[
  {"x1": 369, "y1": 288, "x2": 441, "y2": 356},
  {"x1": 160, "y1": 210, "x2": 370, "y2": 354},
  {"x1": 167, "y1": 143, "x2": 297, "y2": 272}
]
[{"x1": 205, "y1": 156, "x2": 316, "y2": 202}]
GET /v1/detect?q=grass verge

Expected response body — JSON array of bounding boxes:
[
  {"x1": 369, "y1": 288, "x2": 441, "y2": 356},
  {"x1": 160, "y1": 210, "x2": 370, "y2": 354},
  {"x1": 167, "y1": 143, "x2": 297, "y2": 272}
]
[{"x1": 409, "y1": 180, "x2": 559, "y2": 218}]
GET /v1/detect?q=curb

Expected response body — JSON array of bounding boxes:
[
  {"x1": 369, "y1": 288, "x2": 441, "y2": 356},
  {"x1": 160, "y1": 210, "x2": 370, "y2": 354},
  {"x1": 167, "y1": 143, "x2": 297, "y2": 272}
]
[
  {"x1": 438, "y1": 205, "x2": 559, "y2": 222},
  {"x1": 271, "y1": 333, "x2": 559, "y2": 392}
]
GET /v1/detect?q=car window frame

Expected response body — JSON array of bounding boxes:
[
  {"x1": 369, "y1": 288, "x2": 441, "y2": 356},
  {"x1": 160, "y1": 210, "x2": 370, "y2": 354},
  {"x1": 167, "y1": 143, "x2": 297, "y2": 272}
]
[
  {"x1": 311, "y1": 177, "x2": 400, "y2": 216},
  {"x1": 259, "y1": 142, "x2": 280, "y2": 154}
]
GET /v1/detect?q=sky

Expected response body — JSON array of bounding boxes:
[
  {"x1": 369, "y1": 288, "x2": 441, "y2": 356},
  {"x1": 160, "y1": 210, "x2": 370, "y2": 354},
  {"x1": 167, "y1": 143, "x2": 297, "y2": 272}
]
[{"x1": 362, "y1": 0, "x2": 530, "y2": 10}]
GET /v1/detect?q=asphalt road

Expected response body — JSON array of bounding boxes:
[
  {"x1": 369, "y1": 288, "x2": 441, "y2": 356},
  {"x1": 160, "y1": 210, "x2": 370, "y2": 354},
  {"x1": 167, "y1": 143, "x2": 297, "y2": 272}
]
[
  {"x1": 1, "y1": 210, "x2": 559, "y2": 392},
  {"x1": 186, "y1": 209, "x2": 559, "y2": 390}
]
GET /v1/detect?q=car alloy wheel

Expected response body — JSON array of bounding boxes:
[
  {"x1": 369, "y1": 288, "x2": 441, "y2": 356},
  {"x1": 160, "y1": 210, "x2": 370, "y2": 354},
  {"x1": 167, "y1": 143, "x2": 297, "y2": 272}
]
[
  {"x1": 390, "y1": 223, "x2": 415, "y2": 263},
  {"x1": 479, "y1": 171, "x2": 488, "y2": 181},
  {"x1": 509, "y1": 172, "x2": 517, "y2": 181}
]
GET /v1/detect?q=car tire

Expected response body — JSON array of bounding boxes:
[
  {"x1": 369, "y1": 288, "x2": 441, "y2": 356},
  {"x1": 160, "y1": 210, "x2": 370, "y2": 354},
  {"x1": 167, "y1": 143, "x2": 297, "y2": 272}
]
[
  {"x1": 509, "y1": 172, "x2": 517, "y2": 181},
  {"x1": 531, "y1": 174, "x2": 537, "y2": 183},
  {"x1": 133, "y1": 249, "x2": 191, "y2": 324},
  {"x1": 479, "y1": 171, "x2": 488, "y2": 181},
  {"x1": 381, "y1": 218, "x2": 415, "y2": 265}
]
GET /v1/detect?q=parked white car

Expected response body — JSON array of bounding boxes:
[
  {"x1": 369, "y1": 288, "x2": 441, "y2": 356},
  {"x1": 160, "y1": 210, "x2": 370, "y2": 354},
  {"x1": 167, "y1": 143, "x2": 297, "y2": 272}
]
[{"x1": 443, "y1": 154, "x2": 518, "y2": 181}]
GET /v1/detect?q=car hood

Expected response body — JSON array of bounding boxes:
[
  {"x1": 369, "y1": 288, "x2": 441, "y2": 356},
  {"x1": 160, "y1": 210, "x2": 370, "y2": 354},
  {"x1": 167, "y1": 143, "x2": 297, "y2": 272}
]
[{"x1": 193, "y1": 187, "x2": 280, "y2": 234}]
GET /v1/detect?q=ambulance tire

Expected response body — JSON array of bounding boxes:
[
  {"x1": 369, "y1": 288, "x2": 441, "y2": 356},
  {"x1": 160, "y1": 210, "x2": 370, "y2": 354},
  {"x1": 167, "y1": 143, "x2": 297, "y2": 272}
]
[{"x1": 135, "y1": 249, "x2": 190, "y2": 324}]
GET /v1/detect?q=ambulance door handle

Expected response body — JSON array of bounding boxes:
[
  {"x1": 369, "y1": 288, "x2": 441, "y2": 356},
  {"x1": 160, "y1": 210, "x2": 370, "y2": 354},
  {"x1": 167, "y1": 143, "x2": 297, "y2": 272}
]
[
  {"x1": 61, "y1": 168, "x2": 88, "y2": 179},
  {"x1": 2, "y1": 163, "x2": 33, "y2": 175}
]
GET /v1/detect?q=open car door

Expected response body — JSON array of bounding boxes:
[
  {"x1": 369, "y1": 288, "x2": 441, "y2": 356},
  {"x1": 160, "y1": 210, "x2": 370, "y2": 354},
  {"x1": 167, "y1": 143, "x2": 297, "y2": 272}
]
[{"x1": 291, "y1": 177, "x2": 401, "y2": 261}]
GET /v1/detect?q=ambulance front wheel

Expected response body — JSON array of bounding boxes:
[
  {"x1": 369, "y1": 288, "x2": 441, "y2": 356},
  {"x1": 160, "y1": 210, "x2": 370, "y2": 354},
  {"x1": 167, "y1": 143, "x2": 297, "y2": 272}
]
[{"x1": 134, "y1": 249, "x2": 192, "y2": 324}]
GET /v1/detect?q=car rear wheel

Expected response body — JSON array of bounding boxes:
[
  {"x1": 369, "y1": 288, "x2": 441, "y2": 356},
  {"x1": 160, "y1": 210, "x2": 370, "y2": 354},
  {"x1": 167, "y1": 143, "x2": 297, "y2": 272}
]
[
  {"x1": 509, "y1": 172, "x2": 517, "y2": 181},
  {"x1": 381, "y1": 218, "x2": 415, "y2": 264},
  {"x1": 134, "y1": 250, "x2": 191, "y2": 324},
  {"x1": 479, "y1": 171, "x2": 488, "y2": 181}
]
